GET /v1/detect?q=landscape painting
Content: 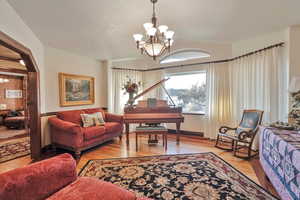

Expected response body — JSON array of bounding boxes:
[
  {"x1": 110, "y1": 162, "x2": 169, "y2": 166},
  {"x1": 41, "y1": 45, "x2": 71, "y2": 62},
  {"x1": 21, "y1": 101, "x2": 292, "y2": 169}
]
[{"x1": 59, "y1": 73, "x2": 94, "y2": 106}]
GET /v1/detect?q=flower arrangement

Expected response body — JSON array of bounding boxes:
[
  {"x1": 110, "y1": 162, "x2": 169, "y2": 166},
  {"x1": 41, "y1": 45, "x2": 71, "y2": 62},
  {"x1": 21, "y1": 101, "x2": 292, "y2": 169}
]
[{"x1": 123, "y1": 76, "x2": 142, "y2": 106}]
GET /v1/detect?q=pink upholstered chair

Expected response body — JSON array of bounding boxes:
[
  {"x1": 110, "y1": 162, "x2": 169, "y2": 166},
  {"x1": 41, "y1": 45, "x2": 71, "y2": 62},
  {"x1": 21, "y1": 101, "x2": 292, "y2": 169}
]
[{"x1": 0, "y1": 153, "x2": 152, "y2": 200}]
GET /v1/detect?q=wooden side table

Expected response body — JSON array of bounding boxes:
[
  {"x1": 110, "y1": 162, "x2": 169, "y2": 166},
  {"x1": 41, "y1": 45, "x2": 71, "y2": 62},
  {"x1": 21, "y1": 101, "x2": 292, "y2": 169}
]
[{"x1": 135, "y1": 125, "x2": 168, "y2": 151}]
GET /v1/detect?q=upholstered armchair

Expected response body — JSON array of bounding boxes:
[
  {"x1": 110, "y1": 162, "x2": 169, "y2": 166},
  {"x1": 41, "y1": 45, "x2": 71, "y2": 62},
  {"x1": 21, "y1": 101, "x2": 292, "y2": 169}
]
[
  {"x1": 215, "y1": 109, "x2": 264, "y2": 159},
  {"x1": 0, "y1": 153, "x2": 152, "y2": 200}
]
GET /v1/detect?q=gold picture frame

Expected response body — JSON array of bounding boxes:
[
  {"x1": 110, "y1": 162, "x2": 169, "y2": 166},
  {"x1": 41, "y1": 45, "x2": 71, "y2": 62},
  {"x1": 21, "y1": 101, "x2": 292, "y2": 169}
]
[{"x1": 59, "y1": 73, "x2": 95, "y2": 107}]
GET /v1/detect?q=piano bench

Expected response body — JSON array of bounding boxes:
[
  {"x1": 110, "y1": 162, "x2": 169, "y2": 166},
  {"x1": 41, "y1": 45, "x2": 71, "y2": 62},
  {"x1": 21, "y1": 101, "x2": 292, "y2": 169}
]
[{"x1": 135, "y1": 126, "x2": 168, "y2": 151}]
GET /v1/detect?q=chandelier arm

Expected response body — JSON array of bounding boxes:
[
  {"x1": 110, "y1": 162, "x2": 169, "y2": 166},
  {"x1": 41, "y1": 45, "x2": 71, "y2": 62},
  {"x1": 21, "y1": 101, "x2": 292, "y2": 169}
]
[{"x1": 151, "y1": 42, "x2": 155, "y2": 60}]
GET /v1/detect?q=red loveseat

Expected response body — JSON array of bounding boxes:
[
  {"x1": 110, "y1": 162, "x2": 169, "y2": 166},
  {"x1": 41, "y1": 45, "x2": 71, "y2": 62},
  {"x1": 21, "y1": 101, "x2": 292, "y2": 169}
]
[
  {"x1": 49, "y1": 108, "x2": 123, "y2": 158},
  {"x1": 0, "y1": 153, "x2": 151, "y2": 200}
]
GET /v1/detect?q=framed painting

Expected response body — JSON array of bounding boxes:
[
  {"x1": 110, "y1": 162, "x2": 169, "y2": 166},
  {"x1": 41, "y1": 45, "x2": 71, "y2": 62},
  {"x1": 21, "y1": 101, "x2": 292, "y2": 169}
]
[
  {"x1": 5, "y1": 89, "x2": 23, "y2": 98},
  {"x1": 59, "y1": 73, "x2": 95, "y2": 107}
]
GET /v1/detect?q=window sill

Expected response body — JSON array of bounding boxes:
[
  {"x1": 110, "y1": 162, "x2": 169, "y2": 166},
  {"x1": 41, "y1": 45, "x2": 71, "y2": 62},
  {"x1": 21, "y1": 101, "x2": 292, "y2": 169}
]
[{"x1": 182, "y1": 113, "x2": 206, "y2": 116}]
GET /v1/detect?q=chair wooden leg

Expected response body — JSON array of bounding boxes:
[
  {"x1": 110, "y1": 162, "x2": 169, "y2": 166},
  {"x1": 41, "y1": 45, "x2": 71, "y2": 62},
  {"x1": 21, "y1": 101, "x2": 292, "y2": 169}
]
[
  {"x1": 247, "y1": 138, "x2": 257, "y2": 159},
  {"x1": 119, "y1": 135, "x2": 122, "y2": 141},
  {"x1": 215, "y1": 135, "x2": 220, "y2": 147},
  {"x1": 75, "y1": 150, "x2": 81, "y2": 160},
  {"x1": 215, "y1": 135, "x2": 234, "y2": 151},
  {"x1": 247, "y1": 143, "x2": 253, "y2": 159},
  {"x1": 165, "y1": 133, "x2": 167, "y2": 151},
  {"x1": 135, "y1": 132, "x2": 138, "y2": 152},
  {"x1": 233, "y1": 140, "x2": 237, "y2": 156}
]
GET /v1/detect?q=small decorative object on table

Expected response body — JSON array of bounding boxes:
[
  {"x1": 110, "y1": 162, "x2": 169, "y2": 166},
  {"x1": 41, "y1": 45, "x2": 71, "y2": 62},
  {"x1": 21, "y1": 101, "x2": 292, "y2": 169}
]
[
  {"x1": 269, "y1": 121, "x2": 295, "y2": 130},
  {"x1": 288, "y1": 76, "x2": 300, "y2": 130},
  {"x1": 122, "y1": 76, "x2": 141, "y2": 106}
]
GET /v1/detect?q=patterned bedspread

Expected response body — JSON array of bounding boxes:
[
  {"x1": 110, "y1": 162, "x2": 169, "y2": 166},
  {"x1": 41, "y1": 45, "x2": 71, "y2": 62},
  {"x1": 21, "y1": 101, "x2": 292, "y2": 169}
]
[{"x1": 260, "y1": 126, "x2": 300, "y2": 200}]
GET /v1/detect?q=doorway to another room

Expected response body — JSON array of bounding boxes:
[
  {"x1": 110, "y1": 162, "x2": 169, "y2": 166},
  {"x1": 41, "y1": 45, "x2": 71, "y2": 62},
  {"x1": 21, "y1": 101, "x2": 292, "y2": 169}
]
[
  {"x1": 0, "y1": 31, "x2": 41, "y2": 162},
  {"x1": 0, "y1": 45, "x2": 30, "y2": 163}
]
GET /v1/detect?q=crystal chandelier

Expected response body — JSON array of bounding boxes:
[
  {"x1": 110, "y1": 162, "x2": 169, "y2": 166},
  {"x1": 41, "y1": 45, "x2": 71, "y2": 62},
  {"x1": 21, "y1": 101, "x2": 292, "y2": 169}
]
[{"x1": 133, "y1": 0, "x2": 174, "y2": 60}]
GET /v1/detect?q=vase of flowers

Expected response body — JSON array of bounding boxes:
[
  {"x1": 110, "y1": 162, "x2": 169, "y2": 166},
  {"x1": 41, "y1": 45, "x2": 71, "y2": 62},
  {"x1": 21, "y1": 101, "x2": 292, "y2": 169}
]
[{"x1": 123, "y1": 77, "x2": 141, "y2": 106}]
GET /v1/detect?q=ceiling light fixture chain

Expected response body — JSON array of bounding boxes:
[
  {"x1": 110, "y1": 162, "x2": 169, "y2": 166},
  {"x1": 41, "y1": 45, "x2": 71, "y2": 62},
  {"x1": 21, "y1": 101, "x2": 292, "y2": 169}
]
[{"x1": 133, "y1": 0, "x2": 174, "y2": 60}]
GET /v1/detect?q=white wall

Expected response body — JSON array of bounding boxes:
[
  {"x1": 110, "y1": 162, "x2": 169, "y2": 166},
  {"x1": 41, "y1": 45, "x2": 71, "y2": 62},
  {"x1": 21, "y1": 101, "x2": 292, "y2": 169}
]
[
  {"x1": 44, "y1": 46, "x2": 107, "y2": 112},
  {"x1": 232, "y1": 30, "x2": 288, "y2": 57},
  {"x1": 0, "y1": 0, "x2": 46, "y2": 112}
]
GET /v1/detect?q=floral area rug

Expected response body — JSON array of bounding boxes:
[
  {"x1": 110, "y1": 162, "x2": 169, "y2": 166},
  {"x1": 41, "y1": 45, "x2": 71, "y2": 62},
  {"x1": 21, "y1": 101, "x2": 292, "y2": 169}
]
[
  {"x1": 0, "y1": 137, "x2": 30, "y2": 163},
  {"x1": 79, "y1": 153, "x2": 277, "y2": 200}
]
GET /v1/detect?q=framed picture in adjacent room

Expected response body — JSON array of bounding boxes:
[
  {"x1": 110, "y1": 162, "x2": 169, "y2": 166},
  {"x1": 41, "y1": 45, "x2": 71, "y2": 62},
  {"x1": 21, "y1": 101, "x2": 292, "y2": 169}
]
[
  {"x1": 59, "y1": 73, "x2": 95, "y2": 107},
  {"x1": 5, "y1": 89, "x2": 23, "y2": 99}
]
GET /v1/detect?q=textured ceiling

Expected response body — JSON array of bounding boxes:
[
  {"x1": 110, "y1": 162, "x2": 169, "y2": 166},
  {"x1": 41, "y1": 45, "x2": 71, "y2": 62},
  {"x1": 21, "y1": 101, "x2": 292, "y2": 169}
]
[{"x1": 7, "y1": 0, "x2": 300, "y2": 60}]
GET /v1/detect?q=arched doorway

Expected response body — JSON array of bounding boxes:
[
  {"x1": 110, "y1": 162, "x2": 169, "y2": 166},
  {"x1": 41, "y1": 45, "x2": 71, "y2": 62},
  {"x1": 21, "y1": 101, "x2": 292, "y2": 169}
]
[{"x1": 0, "y1": 31, "x2": 41, "y2": 160}]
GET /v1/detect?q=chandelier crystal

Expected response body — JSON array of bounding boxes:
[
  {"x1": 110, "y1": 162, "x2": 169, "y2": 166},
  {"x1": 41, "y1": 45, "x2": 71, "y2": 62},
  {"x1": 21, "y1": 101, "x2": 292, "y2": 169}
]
[{"x1": 133, "y1": 0, "x2": 174, "y2": 60}]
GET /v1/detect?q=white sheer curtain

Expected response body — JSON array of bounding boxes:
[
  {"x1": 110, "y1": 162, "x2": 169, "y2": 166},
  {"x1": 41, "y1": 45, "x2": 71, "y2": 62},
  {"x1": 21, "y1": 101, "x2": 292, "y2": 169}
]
[
  {"x1": 204, "y1": 46, "x2": 287, "y2": 140},
  {"x1": 110, "y1": 69, "x2": 143, "y2": 114},
  {"x1": 228, "y1": 46, "x2": 287, "y2": 124},
  {"x1": 204, "y1": 62, "x2": 233, "y2": 139}
]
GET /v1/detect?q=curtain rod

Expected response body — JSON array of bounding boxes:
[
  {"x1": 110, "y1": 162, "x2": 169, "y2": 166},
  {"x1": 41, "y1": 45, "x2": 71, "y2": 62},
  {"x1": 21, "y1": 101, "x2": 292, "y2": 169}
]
[
  {"x1": 111, "y1": 67, "x2": 146, "y2": 72},
  {"x1": 112, "y1": 42, "x2": 284, "y2": 72}
]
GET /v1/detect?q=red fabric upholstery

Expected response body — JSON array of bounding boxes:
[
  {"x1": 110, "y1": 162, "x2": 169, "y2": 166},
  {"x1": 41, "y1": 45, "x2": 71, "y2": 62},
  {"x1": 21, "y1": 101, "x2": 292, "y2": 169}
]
[
  {"x1": 83, "y1": 126, "x2": 106, "y2": 140},
  {"x1": 0, "y1": 153, "x2": 77, "y2": 200},
  {"x1": 83, "y1": 131, "x2": 121, "y2": 147},
  {"x1": 46, "y1": 177, "x2": 136, "y2": 200},
  {"x1": 105, "y1": 122, "x2": 123, "y2": 134},
  {"x1": 49, "y1": 108, "x2": 124, "y2": 156},
  {"x1": 105, "y1": 113, "x2": 123, "y2": 123},
  {"x1": 56, "y1": 109, "x2": 84, "y2": 125},
  {"x1": 49, "y1": 117, "x2": 83, "y2": 148},
  {"x1": 0, "y1": 154, "x2": 152, "y2": 200}
]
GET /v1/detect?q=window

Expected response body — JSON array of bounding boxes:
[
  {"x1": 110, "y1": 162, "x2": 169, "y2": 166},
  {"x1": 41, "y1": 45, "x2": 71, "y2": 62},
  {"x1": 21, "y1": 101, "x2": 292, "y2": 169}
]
[
  {"x1": 160, "y1": 49, "x2": 210, "y2": 64},
  {"x1": 165, "y1": 72, "x2": 207, "y2": 114}
]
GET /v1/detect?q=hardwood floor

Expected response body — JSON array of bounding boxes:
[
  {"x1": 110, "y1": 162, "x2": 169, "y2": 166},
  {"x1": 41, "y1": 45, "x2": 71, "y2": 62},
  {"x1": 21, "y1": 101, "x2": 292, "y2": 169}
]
[{"x1": 0, "y1": 133, "x2": 279, "y2": 198}]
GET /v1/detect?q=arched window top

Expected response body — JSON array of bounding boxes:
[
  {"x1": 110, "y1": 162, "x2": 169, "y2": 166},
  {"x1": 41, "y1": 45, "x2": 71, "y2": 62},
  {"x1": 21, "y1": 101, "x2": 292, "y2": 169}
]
[{"x1": 160, "y1": 49, "x2": 211, "y2": 64}]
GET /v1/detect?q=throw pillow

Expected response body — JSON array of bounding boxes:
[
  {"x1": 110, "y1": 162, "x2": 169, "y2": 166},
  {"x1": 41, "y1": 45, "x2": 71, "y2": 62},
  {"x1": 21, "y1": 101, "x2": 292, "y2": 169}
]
[
  {"x1": 81, "y1": 114, "x2": 94, "y2": 127},
  {"x1": 93, "y1": 112, "x2": 105, "y2": 126},
  {"x1": 81, "y1": 112, "x2": 105, "y2": 127}
]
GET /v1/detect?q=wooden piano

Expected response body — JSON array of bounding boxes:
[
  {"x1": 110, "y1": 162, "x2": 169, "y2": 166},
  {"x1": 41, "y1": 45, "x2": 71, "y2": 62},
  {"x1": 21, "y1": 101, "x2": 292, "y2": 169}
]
[{"x1": 123, "y1": 78, "x2": 184, "y2": 146}]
